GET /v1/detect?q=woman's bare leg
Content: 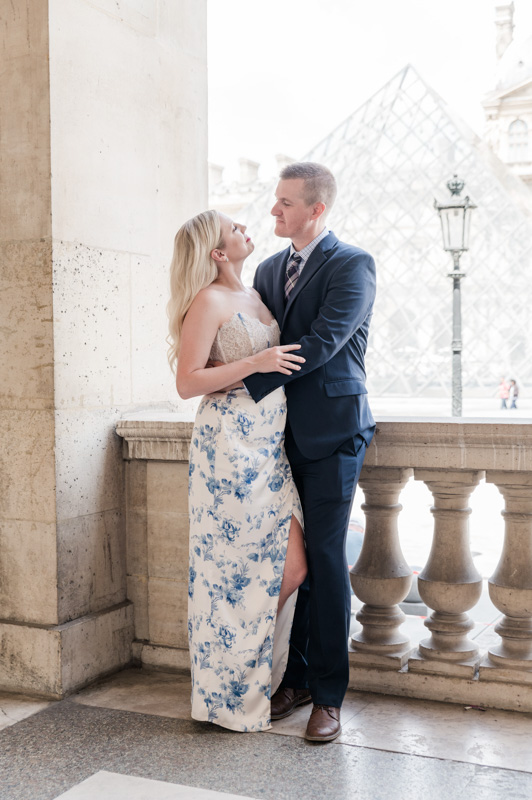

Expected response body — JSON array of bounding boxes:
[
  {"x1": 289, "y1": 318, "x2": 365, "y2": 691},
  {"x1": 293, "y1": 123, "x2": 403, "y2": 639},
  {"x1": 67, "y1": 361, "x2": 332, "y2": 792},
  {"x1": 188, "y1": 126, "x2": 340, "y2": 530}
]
[{"x1": 278, "y1": 515, "x2": 307, "y2": 615}]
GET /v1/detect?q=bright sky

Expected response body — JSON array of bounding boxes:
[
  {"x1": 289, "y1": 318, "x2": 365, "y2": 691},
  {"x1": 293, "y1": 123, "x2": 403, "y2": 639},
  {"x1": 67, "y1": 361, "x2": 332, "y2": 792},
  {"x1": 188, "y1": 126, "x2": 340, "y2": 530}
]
[{"x1": 207, "y1": 0, "x2": 532, "y2": 181}]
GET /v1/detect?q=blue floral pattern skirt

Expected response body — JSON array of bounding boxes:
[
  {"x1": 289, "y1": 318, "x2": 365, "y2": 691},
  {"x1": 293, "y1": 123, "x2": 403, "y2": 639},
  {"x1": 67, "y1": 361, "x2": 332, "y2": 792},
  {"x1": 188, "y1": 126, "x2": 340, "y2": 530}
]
[{"x1": 188, "y1": 386, "x2": 302, "y2": 732}]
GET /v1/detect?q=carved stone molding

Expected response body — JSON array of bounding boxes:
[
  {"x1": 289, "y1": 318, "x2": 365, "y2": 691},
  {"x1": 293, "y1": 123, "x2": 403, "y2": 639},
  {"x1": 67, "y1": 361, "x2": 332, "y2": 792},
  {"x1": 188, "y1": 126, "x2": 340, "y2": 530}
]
[
  {"x1": 364, "y1": 419, "x2": 532, "y2": 472},
  {"x1": 116, "y1": 419, "x2": 194, "y2": 461}
]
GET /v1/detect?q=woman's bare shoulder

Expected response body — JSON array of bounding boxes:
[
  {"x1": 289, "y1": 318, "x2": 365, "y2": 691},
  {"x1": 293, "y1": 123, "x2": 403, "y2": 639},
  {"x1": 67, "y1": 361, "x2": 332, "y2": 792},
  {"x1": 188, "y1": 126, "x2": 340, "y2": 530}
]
[{"x1": 185, "y1": 285, "x2": 231, "y2": 328}]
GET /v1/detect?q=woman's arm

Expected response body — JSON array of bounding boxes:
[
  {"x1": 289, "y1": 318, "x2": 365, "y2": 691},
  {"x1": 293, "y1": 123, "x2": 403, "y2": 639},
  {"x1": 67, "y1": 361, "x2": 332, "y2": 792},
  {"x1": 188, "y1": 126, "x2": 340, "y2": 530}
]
[{"x1": 176, "y1": 293, "x2": 304, "y2": 400}]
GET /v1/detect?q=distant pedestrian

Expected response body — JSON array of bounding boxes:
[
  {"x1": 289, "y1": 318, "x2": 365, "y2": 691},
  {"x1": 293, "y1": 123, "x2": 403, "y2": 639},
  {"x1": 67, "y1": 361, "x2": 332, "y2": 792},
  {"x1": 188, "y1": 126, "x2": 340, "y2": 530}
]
[
  {"x1": 509, "y1": 379, "x2": 519, "y2": 409},
  {"x1": 498, "y1": 377, "x2": 510, "y2": 409}
]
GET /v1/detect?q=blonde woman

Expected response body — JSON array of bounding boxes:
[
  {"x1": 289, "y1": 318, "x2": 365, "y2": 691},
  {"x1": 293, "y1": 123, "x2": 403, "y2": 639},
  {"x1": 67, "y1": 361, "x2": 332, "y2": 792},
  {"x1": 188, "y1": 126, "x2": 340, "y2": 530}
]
[{"x1": 168, "y1": 210, "x2": 307, "y2": 732}]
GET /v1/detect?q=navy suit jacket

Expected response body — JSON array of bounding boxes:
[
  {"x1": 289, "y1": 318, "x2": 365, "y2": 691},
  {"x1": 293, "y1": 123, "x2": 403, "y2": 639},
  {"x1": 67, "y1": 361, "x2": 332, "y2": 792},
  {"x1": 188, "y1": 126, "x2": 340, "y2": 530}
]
[{"x1": 243, "y1": 231, "x2": 376, "y2": 460}]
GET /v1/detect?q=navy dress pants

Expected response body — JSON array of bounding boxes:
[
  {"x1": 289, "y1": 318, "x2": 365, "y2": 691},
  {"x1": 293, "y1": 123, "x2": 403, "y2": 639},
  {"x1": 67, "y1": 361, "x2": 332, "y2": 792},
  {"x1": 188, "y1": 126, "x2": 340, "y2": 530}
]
[{"x1": 282, "y1": 426, "x2": 367, "y2": 708}]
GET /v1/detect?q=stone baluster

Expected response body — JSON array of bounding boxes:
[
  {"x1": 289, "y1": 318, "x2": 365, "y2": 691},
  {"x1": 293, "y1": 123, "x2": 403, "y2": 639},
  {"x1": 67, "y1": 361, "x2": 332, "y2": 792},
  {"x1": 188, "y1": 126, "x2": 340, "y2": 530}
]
[
  {"x1": 408, "y1": 470, "x2": 484, "y2": 677},
  {"x1": 349, "y1": 467, "x2": 414, "y2": 668},
  {"x1": 479, "y1": 472, "x2": 532, "y2": 683}
]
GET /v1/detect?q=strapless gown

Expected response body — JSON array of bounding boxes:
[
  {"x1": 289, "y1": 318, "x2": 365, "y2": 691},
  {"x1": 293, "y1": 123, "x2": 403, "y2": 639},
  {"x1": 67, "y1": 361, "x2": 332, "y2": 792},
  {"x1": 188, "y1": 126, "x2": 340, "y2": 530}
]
[{"x1": 188, "y1": 311, "x2": 302, "y2": 732}]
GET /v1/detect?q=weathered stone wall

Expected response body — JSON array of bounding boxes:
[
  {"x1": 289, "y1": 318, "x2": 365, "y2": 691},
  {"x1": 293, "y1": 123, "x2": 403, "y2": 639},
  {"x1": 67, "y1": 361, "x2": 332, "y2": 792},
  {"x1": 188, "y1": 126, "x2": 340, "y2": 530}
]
[
  {"x1": 0, "y1": 0, "x2": 207, "y2": 696},
  {"x1": 0, "y1": 1, "x2": 60, "y2": 688},
  {"x1": 118, "y1": 417, "x2": 194, "y2": 672}
]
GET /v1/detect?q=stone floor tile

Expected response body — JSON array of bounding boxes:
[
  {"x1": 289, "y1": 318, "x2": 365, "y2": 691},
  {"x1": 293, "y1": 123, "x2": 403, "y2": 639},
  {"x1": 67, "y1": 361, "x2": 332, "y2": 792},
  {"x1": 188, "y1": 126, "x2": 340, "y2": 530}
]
[
  {"x1": 71, "y1": 669, "x2": 192, "y2": 720},
  {"x1": 340, "y1": 692, "x2": 532, "y2": 773},
  {"x1": 0, "y1": 692, "x2": 55, "y2": 731},
  {"x1": 74, "y1": 669, "x2": 375, "y2": 739},
  {"x1": 2, "y1": 701, "x2": 532, "y2": 800},
  {"x1": 53, "y1": 770, "x2": 255, "y2": 799}
]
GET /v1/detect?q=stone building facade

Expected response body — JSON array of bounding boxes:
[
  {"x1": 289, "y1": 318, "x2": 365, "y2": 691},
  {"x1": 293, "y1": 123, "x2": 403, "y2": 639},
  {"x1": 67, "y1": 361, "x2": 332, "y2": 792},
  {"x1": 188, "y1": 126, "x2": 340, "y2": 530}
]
[{"x1": 483, "y1": 3, "x2": 532, "y2": 189}]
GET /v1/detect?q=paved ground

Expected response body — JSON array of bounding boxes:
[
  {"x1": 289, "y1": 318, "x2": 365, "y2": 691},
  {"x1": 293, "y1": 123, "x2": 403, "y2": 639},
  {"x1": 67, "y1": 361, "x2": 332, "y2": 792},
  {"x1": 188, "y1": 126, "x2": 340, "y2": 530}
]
[
  {"x1": 2, "y1": 670, "x2": 532, "y2": 800},
  {"x1": 370, "y1": 394, "x2": 532, "y2": 419}
]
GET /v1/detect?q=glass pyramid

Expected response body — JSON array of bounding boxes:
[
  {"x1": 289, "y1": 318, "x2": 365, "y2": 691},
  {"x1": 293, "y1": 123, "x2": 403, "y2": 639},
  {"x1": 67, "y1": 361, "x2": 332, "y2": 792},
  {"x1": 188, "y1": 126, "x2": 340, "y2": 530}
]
[{"x1": 240, "y1": 65, "x2": 532, "y2": 397}]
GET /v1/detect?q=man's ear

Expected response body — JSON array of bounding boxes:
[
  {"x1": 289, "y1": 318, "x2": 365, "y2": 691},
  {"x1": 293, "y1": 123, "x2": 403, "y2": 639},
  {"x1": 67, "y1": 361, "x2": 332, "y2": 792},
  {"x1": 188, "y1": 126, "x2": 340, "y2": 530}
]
[{"x1": 311, "y1": 202, "x2": 326, "y2": 220}]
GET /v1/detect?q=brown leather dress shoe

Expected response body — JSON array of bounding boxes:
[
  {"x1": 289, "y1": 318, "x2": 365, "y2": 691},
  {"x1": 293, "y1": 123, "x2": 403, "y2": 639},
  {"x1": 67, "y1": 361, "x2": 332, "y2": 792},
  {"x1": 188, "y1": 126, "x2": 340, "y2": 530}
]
[
  {"x1": 271, "y1": 687, "x2": 312, "y2": 720},
  {"x1": 305, "y1": 704, "x2": 341, "y2": 742}
]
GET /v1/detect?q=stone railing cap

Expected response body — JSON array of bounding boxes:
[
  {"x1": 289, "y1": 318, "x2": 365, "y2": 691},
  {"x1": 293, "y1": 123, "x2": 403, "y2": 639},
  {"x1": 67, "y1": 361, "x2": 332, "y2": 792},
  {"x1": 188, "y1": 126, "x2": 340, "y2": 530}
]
[{"x1": 115, "y1": 415, "x2": 532, "y2": 470}]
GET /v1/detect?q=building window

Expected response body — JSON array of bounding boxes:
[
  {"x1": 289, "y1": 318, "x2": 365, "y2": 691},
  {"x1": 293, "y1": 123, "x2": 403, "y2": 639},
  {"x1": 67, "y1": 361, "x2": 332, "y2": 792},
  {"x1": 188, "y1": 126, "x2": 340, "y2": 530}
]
[{"x1": 508, "y1": 119, "x2": 528, "y2": 163}]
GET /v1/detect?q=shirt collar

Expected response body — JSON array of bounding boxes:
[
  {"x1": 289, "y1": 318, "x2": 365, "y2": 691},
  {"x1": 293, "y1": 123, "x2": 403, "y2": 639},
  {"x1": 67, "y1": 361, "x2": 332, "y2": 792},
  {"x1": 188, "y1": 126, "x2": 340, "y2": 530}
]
[{"x1": 290, "y1": 227, "x2": 329, "y2": 266}]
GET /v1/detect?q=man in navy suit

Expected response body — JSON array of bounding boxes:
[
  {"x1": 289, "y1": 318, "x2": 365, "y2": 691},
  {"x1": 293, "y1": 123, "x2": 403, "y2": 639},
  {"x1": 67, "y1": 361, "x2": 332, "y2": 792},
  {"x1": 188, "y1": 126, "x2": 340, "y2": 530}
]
[{"x1": 243, "y1": 162, "x2": 376, "y2": 742}]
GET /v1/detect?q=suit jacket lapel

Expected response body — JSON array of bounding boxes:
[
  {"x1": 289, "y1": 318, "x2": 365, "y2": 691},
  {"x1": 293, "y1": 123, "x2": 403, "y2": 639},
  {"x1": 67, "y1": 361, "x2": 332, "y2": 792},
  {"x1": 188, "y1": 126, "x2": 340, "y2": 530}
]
[
  {"x1": 282, "y1": 232, "x2": 337, "y2": 324},
  {"x1": 271, "y1": 247, "x2": 290, "y2": 324}
]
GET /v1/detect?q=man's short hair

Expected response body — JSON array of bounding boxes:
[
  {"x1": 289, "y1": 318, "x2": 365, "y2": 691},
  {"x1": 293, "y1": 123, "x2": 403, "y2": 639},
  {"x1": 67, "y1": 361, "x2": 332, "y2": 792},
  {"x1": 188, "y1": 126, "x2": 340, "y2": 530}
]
[{"x1": 279, "y1": 162, "x2": 337, "y2": 210}]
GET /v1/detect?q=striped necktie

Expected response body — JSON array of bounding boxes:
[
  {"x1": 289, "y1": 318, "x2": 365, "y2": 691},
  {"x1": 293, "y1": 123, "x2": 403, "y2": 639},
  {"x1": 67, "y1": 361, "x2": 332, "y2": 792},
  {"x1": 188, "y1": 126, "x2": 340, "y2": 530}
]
[{"x1": 284, "y1": 253, "x2": 302, "y2": 299}]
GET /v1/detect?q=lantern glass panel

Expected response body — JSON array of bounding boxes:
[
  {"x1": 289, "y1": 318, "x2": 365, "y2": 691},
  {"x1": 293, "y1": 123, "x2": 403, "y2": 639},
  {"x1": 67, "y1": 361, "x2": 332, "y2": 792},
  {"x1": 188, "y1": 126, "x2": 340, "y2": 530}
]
[
  {"x1": 439, "y1": 206, "x2": 466, "y2": 251},
  {"x1": 462, "y1": 206, "x2": 473, "y2": 250}
]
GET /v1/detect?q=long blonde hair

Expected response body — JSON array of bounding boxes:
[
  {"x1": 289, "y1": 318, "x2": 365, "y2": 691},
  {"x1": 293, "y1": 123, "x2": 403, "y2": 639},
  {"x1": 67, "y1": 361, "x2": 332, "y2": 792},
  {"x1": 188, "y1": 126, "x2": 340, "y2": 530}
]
[{"x1": 167, "y1": 210, "x2": 223, "y2": 373}]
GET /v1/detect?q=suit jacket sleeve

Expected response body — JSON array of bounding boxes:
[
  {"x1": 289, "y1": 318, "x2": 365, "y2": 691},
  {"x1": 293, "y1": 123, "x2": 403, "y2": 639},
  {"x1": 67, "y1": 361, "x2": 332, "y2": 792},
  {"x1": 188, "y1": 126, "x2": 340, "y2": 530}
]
[{"x1": 244, "y1": 251, "x2": 376, "y2": 402}]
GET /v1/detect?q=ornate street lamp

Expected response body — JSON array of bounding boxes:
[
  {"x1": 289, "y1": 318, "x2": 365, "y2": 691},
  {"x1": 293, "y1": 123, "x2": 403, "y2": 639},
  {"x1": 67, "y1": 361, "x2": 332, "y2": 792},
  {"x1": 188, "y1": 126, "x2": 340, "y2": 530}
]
[{"x1": 434, "y1": 175, "x2": 477, "y2": 417}]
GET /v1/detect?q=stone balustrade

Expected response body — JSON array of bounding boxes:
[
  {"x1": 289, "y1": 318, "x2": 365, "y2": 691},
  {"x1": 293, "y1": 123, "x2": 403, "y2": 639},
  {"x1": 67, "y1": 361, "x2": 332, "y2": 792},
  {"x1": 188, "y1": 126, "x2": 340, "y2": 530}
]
[{"x1": 116, "y1": 415, "x2": 532, "y2": 712}]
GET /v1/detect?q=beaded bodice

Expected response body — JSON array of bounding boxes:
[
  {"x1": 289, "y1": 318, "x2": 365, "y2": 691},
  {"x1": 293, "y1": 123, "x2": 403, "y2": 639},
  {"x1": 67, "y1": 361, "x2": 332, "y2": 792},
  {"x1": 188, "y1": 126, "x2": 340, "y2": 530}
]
[{"x1": 209, "y1": 311, "x2": 280, "y2": 363}]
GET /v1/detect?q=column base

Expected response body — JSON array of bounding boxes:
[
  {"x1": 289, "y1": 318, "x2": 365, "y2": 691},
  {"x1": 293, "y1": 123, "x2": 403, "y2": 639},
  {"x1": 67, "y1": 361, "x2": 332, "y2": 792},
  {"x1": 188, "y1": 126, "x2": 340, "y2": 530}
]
[
  {"x1": 136, "y1": 642, "x2": 190, "y2": 673},
  {"x1": 0, "y1": 602, "x2": 133, "y2": 698},
  {"x1": 479, "y1": 653, "x2": 532, "y2": 685},
  {"x1": 408, "y1": 650, "x2": 480, "y2": 678},
  {"x1": 348, "y1": 638, "x2": 414, "y2": 668}
]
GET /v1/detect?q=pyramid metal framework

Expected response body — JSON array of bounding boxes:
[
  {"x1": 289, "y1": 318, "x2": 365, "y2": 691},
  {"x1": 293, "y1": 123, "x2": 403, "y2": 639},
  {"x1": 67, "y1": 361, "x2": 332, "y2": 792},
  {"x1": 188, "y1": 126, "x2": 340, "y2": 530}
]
[{"x1": 240, "y1": 66, "x2": 532, "y2": 396}]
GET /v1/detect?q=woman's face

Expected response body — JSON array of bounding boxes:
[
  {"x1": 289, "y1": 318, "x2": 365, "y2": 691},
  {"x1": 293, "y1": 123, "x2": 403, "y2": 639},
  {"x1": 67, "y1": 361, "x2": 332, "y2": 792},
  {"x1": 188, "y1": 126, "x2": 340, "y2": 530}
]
[{"x1": 218, "y1": 213, "x2": 254, "y2": 263}]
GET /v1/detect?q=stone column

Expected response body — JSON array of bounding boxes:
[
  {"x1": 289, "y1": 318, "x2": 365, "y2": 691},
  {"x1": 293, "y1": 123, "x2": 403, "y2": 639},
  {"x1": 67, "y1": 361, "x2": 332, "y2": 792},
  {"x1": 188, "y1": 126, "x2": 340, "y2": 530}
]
[
  {"x1": 0, "y1": 0, "x2": 207, "y2": 697},
  {"x1": 480, "y1": 473, "x2": 532, "y2": 683},
  {"x1": 0, "y1": 0, "x2": 60, "y2": 696},
  {"x1": 408, "y1": 470, "x2": 484, "y2": 677},
  {"x1": 349, "y1": 467, "x2": 414, "y2": 668}
]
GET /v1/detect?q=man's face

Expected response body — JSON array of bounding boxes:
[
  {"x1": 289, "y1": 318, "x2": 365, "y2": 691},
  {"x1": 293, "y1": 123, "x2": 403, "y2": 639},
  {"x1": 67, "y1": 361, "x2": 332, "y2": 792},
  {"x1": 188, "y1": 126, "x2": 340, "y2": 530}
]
[{"x1": 271, "y1": 178, "x2": 315, "y2": 240}]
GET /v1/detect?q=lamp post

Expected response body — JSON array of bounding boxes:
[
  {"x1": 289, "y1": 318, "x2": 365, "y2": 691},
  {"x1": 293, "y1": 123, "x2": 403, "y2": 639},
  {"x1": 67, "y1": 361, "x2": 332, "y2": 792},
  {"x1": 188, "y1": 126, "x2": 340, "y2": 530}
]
[{"x1": 434, "y1": 175, "x2": 476, "y2": 417}]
